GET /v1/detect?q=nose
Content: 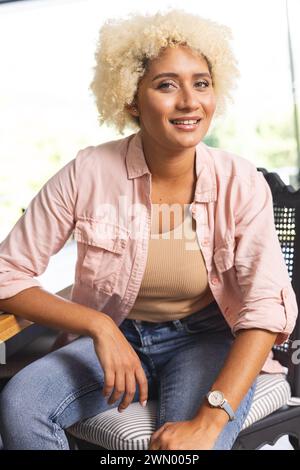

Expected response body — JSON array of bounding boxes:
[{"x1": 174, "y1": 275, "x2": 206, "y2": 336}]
[{"x1": 176, "y1": 85, "x2": 201, "y2": 112}]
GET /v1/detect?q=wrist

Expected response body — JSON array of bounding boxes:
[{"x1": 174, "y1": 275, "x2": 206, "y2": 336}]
[
  {"x1": 87, "y1": 309, "x2": 114, "y2": 341},
  {"x1": 193, "y1": 401, "x2": 229, "y2": 433}
]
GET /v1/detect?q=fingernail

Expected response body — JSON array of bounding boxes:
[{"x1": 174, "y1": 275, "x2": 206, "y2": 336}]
[{"x1": 141, "y1": 400, "x2": 147, "y2": 407}]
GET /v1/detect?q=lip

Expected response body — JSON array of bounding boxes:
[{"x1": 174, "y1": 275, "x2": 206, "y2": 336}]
[
  {"x1": 170, "y1": 122, "x2": 201, "y2": 132},
  {"x1": 169, "y1": 116, "x2": 203, "y2": 121},
  {"x1": 169, "y1": 117, "x2": 202, "y2": 132}
]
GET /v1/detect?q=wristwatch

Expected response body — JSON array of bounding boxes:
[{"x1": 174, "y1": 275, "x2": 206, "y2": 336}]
[{"x1": 206, "y1": 390, "x2": 235, "y2": 421}]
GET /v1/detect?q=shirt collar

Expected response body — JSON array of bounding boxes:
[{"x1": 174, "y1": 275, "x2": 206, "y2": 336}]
[{"x1": 125, "y1": 130, "x2": 217, "y2": 203}]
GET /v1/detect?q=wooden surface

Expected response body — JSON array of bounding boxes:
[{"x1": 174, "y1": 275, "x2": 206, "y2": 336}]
[
  {"x1": 0, "y1": 314, "x2": 32, "y2": 342},
  {"x1": 0, "y1": 284, "x2": 72, "y2": 343}
]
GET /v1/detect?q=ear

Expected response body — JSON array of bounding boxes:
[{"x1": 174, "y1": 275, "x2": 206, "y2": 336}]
[{"x1": 125, "y1": 102, "x2": 139, "y2": 118}]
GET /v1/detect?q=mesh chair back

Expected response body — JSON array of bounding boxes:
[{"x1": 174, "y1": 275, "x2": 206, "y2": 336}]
[{"x1": 257, "y1": 168, "x2": 300, "y2": 396}]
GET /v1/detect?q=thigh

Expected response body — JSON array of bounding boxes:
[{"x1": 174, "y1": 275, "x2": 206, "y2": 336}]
[
  {"x1": 155, "y1": 327, "x2": 257, "y2": 449},
  {"x1": 156, "y1": 329, "x2": 235, "y2": 429},
  {"x1": 0, "y1": 334, "x2": 156, "y2": 430}
]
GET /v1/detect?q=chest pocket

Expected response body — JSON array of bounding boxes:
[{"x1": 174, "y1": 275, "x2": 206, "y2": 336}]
[
  {"x1": 74, "y1": 219, "x2": 130, "y2": 295},
  {"x1": 213, "y1": 242, "x2": 235, "y2": 273}
]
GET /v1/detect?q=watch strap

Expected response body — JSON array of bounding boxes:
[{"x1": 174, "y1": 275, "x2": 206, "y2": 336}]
[{"x1": 221, "y1": 399, "x2": 235, "y2": 421}]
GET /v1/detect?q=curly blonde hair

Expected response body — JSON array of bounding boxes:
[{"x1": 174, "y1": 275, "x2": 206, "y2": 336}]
[{"x1": 90, "y1": 8, "x2": 240, "y2": 135}]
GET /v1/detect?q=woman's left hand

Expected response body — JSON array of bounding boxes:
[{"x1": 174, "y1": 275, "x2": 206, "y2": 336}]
[{"x1": 148, "y1": 418, "x2": 220, "y2": 450}]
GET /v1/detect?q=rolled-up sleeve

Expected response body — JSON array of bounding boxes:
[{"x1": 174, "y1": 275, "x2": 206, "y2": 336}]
[
  {"x1": 232, "y1": 169, "x2": 298, "y2": 345},
  {"x1": 0, "y1": 158, "x2": 78, "y2": 300}
]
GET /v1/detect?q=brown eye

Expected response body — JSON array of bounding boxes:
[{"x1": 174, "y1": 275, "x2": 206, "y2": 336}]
[
  {"x1": 157, "y1": 80, "x2": 210, "y2": 90},
  {"x1": 157, "y1": 81, "x2": 175, "y2": 89},
  {"x1": 196, "y1": 80, "x2": 209, "y2": 88}
]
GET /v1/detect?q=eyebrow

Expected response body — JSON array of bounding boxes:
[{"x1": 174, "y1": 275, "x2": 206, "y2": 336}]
[{"x1": 152, "y1": 72, "x2": 212, "y2": 81}]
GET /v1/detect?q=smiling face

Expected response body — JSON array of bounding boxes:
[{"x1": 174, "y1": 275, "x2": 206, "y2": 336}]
[{"x1": 128, "y1": 45, "x2": 216, "y2": 152}]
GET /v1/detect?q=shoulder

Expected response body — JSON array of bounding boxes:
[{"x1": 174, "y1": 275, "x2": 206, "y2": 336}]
[
  {"x1": 200, "y1": 143, "x2": 271, "y2": 214},
  {"x1": 199, "y1": 141, "x2": 258, "y2": 186},
  {"x1": 74, "y1": 134, "x2": 131, "y2": 171}
]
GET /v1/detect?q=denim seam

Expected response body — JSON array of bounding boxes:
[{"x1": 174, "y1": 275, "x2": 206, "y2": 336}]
[
  {"x1": 52, "y1": 421, "x2": 68, "y2": 450},
  {"x1": 48, "y1": 381, "x2": 102, "y2": 449},
  {"x1": 130, "y1": 321, "x2": 145, "y2": 347},
  {"x1": 157, "y1": 374, "x2": 166, "y2": 429},
  {"x1": 228, "y1": 379, "x2": 257, "y2": 450},
  {"x1": 49, "y1": 381, "x2": 102, "y2": 423}
]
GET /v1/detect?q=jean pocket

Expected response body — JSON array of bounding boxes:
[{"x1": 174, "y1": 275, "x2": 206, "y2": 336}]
[
  {"x1": 119, "y1": 319, "x2": 141, "y2": 345},
  {"x1": 74, "y1": 219, "x2": 130, "y2": 295},
  {"x1": 182, "y1": 302, "x2": 229, "y2": 334}
]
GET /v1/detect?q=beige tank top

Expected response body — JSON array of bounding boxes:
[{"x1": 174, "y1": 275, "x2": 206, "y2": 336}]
[{"x1": 127, "y1": 204, "x2": 215, "y2": 322}]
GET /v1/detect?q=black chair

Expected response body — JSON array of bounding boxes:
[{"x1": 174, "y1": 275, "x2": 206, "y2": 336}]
[{"x1": 232, "y1": 168, "x2": 300, "y2": 449}]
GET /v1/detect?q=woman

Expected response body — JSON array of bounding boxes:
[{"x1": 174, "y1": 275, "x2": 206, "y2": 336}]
[{"x1": 0, "y1": 9, "x2": 297, "y2": 450}]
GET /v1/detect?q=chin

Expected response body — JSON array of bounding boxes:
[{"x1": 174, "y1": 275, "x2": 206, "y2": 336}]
[{"x1": 173, "y1": 133, "x2": 203, "y2": 147}]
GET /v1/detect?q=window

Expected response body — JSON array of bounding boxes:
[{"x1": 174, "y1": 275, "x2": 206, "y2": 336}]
[{"x1": 1, "y1": 0, "x2": 299, "y2": 240}]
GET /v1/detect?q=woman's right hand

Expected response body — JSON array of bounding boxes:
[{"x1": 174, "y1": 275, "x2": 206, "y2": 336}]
[{"x1": 92, "y1": 315, "x2": 148, "y2": 413}]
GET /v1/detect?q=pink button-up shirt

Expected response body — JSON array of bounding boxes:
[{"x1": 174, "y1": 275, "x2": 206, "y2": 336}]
[{"x1": 0, "y1": 131, "x2": 298, "y2": 373}]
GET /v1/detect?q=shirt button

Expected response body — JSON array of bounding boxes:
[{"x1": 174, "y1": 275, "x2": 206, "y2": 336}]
[
  {"x1": 202, "y1": 238, "x2": 210, "y2": 246},
  {"x1": 211, "y1": 277, "x2": 219, "y2": 285}
]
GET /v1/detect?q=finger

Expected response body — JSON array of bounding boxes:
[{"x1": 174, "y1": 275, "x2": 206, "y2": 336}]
[
  {"x1": 149, "y1": 424, "x2": 167, "y2": 448},
  {"x1": 135, "y1": 366, "x2": 148, "y2": 408},
  {"x1": 102, "y1": 369, "x2": 115, "y2": 399},
  {"x1": 117, "y1": 369, "x2": 136, "y2": 412},
  {"x1": 107, "y1": 369, "x2": 125, "y2": 405},
  {"x1": 149, "y1": 442, "x2": 161, "y2": 451},
  {"x1": 152, "y1": 423, "x2": 167, "y2": 439},
  {"x1": 149, "y1": 435, "x2": 163, "y2": 451}
]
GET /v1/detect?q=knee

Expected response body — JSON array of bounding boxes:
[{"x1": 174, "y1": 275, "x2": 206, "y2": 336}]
[
  {"x1": 1, "y1": 374, "x2": 27, "y2": 423},
  {"x1": 0, "y1": 363, "x2": 44, "y2": 424}
]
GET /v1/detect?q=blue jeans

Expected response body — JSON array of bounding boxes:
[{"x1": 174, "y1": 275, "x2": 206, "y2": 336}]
[{"x1": 0, "y1": 301, "x2": 256, "y2": 450}]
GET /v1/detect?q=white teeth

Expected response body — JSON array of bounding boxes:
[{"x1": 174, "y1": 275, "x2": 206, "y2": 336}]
[{"x1": 171, "y1": 119, "x2": 199, "y2": 125}]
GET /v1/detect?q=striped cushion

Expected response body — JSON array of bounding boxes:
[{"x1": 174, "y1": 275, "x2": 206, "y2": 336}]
[
  {"x1": 67, "y1": 373, "x2": 292, "y2": 450},
  {"x1": 241, "y1": 373, "x2": 291, "y2": 430}
]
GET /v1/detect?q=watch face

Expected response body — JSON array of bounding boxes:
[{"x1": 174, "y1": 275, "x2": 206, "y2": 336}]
[{"x1": 208, "y1": 390, "x2": 224, "y2": 406}]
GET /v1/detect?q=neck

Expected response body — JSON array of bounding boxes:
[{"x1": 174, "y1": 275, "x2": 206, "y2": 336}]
[{"x1": 140, "y1": 133, "x2": 196, "y2": 185}]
